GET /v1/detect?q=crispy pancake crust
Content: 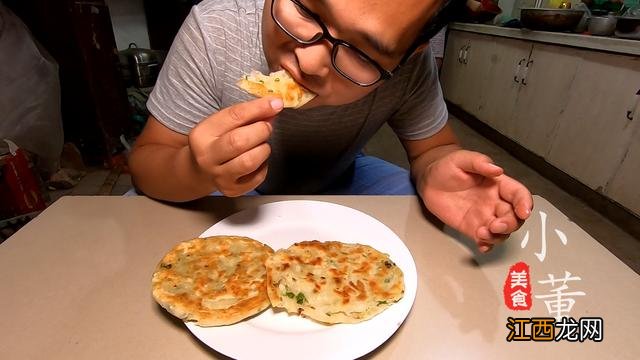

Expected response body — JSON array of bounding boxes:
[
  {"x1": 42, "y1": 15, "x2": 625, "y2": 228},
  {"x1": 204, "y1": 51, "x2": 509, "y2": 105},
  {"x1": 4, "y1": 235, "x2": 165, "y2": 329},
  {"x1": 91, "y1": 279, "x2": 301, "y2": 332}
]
[
  {"x1": 265, "y1": 241, "x2": 404, "y2": 324},
  {"x1": 237, "y1": 70, "x2": 316, "y2": 108},
  {"x1": 152, "y1": 236, "x2": 274, "y2": 326}
]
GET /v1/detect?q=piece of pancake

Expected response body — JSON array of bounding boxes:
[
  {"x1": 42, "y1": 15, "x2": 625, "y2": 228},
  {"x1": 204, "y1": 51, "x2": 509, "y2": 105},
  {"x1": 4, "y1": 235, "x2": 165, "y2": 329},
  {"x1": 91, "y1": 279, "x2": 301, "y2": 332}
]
[
  {"x1": 151, "y1": 235, "x2": 274, "y2": 326},
  {"x1": 265, "y1": 240, "x2": 404, "y2": 324},
  {"x1": 237, "y1": 69, "x2": 316, "y2": 108}
]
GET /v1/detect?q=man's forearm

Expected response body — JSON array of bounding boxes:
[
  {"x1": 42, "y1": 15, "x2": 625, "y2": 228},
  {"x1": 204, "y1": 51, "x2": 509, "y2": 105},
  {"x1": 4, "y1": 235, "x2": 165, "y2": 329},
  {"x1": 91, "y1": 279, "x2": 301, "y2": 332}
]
[{"x1": 129, "y1": 144, "x2": 216, "y2": 202}]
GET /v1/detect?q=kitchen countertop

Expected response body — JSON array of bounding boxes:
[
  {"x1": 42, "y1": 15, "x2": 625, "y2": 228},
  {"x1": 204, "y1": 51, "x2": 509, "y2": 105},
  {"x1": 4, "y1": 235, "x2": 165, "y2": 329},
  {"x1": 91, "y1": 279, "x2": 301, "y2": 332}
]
[
  {"x1": 1, "y1": 195, "x2": 638, "y2": 359},
  {"x1": 449, "y1": 22, "x2": 640, "y2": 56}
]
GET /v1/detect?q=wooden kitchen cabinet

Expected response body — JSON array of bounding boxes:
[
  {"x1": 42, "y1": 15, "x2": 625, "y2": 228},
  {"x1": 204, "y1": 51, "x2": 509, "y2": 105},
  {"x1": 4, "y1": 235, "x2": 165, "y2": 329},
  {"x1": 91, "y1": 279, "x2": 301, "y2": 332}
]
[
  {"x1": 441, "y1": 31, "x2": 496, "y2": 117},
  {"x1": 545, "y1": 51, "x2": 640, "y2": 191},
  {"x1": 441, "y1": 30, "x2": 474, "y2": 107},
  {"x1": 510, "y1": 43, "x2": 582, "y2": 157},
  {"x1": 605, "y1": 123, "x2": 640, "y2": 215},
  {"x1": 474, "y1": 36, "x2": 531, "y2": 136},
  {"x1": 443, "y1": 32, "x2": 580, "y2": 157}
]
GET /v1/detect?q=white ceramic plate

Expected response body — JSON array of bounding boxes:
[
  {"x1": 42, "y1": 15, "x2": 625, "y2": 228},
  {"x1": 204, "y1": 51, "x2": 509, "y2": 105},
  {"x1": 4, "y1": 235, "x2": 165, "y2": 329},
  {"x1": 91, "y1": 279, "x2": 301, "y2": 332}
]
[{"x1": 186, "y1": 200, "x2": 418, "y2": 360}]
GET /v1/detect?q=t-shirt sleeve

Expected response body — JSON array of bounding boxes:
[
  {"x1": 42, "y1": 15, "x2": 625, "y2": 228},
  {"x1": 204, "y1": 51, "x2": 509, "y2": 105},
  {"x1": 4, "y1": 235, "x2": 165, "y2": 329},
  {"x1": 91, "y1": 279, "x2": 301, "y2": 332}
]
[
  {"x1": 146, "y1": 6, "x2": 220, "y2": 135},
  {"x1": 429, "y1": 26, "x2": 447, "y2": 58},
  {"x1": 387, "y1": 47, "x2": 448, "y2": 141}
]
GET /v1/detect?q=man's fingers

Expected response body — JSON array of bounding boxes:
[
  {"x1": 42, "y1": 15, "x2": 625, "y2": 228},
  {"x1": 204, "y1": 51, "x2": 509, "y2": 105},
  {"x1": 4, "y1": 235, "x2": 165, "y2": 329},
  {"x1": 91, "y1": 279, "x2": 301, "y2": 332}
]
[
  {"x1": 490, "y1": 201, "x2": 520, "y2": 234},
  {"x1": 476, "y1": 226, "x2": 493, "y2": 241},
  {"x1": 515, "y1": 198, "x2": 534, "y2": 220},
  {"x1": 235, "y1": 162, "x2": 269, "y2": 192},
  {"x1": 188, "y1": 98, "x2": 280, "y2": 193},
  {"x1": 476, "y1": 226, "x2": 509, "y2": 244},
  {"x1": 478, "y1": 243, "x2": 494, "y2": 253},
  {"x1": 219, "y1": 163, "x2": 269, "y2": 197},
  {"x1": 498, "y1": 176, "x2": 533, "y2": 220},
  {"x1": 475, "y1": 202, "x2": 519, "y2": 250},
  {"x1": 456, "y1": 151, "x2": 504, "y2": 178},
  {"x1": 204, "y1": 97, "x2": 283, "y2": 137},
  {"x1": 210, "y1": 121, "x2": 272, "y2": 164},
  {"x1": 219, "y1": 142, "x2": 271, "y2": 179}
]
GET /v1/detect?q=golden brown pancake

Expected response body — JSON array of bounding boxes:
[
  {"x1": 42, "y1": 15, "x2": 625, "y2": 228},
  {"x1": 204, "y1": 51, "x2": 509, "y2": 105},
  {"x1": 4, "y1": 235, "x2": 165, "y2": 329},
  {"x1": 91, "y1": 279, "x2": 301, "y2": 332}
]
[
  {"x1": 265, "y1": 241, "x2": 404, "y2": 324},
  {"x1": 237, "y1": 70, "x2": 316, "y2": 108},
  {"x1": 151, "y1": 235, "x2": 274, "y2": 326}
]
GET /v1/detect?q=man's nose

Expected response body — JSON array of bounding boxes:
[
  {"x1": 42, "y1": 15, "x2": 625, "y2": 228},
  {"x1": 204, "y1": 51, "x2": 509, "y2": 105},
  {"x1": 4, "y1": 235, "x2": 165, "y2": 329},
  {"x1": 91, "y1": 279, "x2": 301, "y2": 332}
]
[{"x1": 294, "y1": 42, "x2": 332, "y2": 78}]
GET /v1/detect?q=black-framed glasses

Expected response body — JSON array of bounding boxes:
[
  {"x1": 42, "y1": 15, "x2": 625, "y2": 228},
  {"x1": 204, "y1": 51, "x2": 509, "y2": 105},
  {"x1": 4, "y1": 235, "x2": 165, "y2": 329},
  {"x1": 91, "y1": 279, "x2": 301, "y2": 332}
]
[
  {"x1": 271, "y1": 0, "x2": 394, "y2": 86},
  {"x1": 271, "y1": 0, "x2": 461, "y2": 87}
]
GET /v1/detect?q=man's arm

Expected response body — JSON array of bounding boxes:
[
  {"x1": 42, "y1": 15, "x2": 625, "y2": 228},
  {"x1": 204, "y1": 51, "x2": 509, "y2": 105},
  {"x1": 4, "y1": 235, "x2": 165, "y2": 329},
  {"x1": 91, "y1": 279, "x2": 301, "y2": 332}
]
[
  {"x1": 128, "y1": 115, "x2": 216, "y2": 202},
  {"x1": 401, "y1": 122, "x2": 532, "y2": 252},
  {"x1": 401, "y1": 122, "x2": 460, "y2": 180},
  {"x1": 129, "y1": 97, "x2": 283, "y2": 202}
]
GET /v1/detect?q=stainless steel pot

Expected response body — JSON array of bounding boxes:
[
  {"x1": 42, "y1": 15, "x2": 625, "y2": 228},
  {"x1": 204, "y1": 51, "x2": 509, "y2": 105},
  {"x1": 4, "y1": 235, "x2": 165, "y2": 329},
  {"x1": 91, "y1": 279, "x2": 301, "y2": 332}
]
[
  {"x1": 118, "y1": 43, "x2": 162, "y2": 88},
  {"x1": 588, "y1": 15, "x2": 617, "y2": 36}
]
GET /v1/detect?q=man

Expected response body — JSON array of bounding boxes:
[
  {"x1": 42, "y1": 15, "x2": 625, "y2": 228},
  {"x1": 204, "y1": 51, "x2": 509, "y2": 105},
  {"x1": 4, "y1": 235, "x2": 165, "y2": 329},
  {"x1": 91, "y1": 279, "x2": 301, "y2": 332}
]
[{"x1": 129, "y1": 0, "x2": 533, "y2": 253}]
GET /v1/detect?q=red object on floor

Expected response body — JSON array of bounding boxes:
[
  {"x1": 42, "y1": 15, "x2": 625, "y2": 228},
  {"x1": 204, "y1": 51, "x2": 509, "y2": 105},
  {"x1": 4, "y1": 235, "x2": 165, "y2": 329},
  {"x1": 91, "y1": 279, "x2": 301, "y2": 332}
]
[
  {"x1": 0, "y1": 144, "x2": 47, "y2": 219},
  {"x1": 106, "y1": 152, "x2": 129, "y2": 173}
]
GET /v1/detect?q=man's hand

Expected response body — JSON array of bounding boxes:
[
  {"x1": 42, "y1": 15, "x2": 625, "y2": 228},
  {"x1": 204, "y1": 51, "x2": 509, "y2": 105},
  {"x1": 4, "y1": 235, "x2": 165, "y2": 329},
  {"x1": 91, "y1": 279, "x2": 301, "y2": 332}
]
[
  {"x1": 188, "y1": 97, "x2": 284, "y2": 196},
  {"x1": 129, "y1": 97, "x2": 283, "y2": 201},
  {"x1": 418, "y1": 149, "x2": 533, "y2": 252}
]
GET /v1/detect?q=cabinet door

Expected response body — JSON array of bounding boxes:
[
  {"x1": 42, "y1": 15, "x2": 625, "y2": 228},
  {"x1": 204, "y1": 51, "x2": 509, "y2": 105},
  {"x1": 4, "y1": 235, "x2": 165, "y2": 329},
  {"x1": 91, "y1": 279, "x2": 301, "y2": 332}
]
[
  {"x1": 475, "y1": 36, "x2": 532, "y2": 136},
  {"x1": 509, "y1": 43, "x2": 582, "y2": 156},
  {"x1": 456, "y1": 32, "x2": 497, "y2": 116},
  {"x1": 546, "y1": 52, "x2": 640, "y2": 190},
  {"x1": 606, "y1": 123, "x2": 640, "y2": 217},
  {"x1": 440, "y1": 30, "x2": 470, "y2": 106}
]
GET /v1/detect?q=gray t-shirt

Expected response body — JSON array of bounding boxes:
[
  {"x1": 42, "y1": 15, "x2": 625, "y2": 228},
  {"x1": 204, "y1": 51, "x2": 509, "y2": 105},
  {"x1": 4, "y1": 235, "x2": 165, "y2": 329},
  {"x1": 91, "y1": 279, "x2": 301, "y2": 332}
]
[{"x1": 147, "y1": 0, "x2": 448, "y2": 194}]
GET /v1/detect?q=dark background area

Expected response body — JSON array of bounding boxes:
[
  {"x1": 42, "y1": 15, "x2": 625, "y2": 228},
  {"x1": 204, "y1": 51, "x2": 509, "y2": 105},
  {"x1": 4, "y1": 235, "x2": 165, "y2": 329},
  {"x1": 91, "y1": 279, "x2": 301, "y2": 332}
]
[{"x1": 2, "y1": 0, "x2": 198, "y2": 166}]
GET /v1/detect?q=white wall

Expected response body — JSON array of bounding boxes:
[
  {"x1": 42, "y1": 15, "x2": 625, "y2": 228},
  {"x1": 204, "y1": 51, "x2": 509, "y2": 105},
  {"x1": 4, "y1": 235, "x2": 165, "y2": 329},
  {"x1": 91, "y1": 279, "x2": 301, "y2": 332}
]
[{"x1": 105, "y1": 0, "x2": 150, "y2": 50}]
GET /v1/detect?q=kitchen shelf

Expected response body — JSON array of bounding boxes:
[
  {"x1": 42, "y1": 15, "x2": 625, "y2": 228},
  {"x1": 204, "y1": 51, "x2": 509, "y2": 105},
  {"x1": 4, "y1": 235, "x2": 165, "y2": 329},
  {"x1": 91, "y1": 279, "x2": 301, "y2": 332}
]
[{"x1": 449, "y1": 22, "x2": 640, "y2": 56}]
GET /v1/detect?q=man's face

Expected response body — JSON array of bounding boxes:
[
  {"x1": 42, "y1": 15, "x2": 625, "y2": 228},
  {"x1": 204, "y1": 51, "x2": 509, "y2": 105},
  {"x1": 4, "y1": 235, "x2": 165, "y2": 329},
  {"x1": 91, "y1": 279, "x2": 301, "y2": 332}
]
[{"x1": 262, "y1": 0, "x2": 441, "y2": 108}]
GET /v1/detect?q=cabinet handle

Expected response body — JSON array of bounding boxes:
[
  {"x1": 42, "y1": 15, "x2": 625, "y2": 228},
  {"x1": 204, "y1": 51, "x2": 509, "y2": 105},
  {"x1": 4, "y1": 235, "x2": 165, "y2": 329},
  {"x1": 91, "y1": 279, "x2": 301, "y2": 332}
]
[
  {"x1": 514, "y1": 58, "x2": 525, "y2": 83},
  {"x1": 458, "y1": 46, "x2": 465, "y2": 63},
  {"x1": 521, "y1": 60, "x2": 533, "y2": 86},
  {"x1": 627, "y1": 111, "x2": 634, "y2": 121},
  {"x1": 462, "y1": 45, "x2": 470, "y2": 64}
]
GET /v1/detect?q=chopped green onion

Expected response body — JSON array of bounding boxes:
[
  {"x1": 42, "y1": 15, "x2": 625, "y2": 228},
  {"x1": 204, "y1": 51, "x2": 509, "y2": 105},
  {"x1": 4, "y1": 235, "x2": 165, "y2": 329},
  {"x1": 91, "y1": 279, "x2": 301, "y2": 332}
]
[
  {"x1": 285, "y1": 292, "x2": 295, "y2": 299},
  {"x1": 296, "y1": 292, "x2": 306, "y2": 304}
]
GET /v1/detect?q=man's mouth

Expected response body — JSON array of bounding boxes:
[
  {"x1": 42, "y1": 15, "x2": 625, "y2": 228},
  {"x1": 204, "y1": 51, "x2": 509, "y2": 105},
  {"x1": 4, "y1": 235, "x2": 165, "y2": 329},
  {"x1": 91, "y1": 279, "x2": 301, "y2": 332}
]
[{"x1": 280, "y1": 64, "x2": 318, "y2": 96}]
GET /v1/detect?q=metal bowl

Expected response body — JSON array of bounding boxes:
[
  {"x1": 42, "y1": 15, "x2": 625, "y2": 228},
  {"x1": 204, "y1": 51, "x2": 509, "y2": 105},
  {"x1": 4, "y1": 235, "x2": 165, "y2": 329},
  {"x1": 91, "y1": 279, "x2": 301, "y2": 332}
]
[
  {"x1": 588, "y1": 15, "x2": 617, "y2": 36},
  {"x1": 520, "y1": 8, "x2": 585, "y2": 32}
]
